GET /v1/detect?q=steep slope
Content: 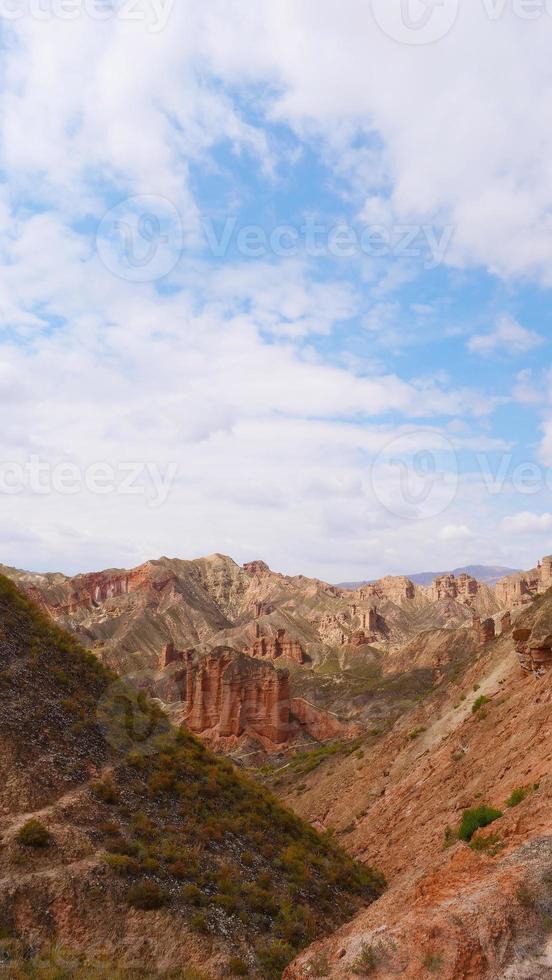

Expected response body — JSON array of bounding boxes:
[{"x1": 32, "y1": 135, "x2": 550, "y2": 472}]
[
  {"x1": 0, "y1": 575, "x2": 384, "y2": 978},
  {"x1": 281, "y1": 590, "x2": 552, "y2": 978}
]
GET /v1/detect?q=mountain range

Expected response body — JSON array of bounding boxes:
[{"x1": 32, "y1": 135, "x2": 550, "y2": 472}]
[{"x1": 2, "y1": 551, "x2": 552, "y2": 977}]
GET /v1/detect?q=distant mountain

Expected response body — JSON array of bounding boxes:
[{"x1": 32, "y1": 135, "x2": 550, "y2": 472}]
[{"x1": 338, "y1": 565, "x2": 521, "y2": 591}]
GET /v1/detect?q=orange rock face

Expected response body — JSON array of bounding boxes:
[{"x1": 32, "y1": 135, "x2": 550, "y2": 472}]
[
  {"x1": 177, "y1": 646, "x2": 291, "y2": 746},
  {"x1": 431, "y1": 573, "x2": 480, "y2": 605},
  {"x1": 248, "y1": 628, "x2": 305, "y2": 664},
  {"x1": 495, "y1": 555, "x2": 552, "y2": 609},
  {"x1": 358, "y1": 576, "x2": 415, "y2": 603},
  {"x1": 291, "y1": 698, "x2": 362, "y2": 742},
  {"x1": 472, "y1": 615, "x2": 496, "y2": 646}
]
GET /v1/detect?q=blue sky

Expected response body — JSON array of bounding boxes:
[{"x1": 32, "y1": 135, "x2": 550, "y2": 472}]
[{"x1": 0, "y1": 1, "x2": 551, "y2": 580}]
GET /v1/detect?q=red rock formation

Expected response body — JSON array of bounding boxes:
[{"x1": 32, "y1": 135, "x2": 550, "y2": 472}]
[
  {"x1": 513, "y1": 599, "x2": 552, "y2": 675},
  {"x1": 163, "y1": 642, "x2": 183, "y2": 667},
  {"x1": 243, "y1": 560, "x2": 271, "y2": 576},
  {"x1": 431, "y1": 573, "x2": 480, "y2": 606},
  {"x1": 351, "y1": 630, "x2": 368, "y2": 648},
  {"x1": 473, "y1": 615, "x2": 496, "y2": 646},
  {"x1": 359, "y1": 576, "x2": 415, "y2": 603},
  {"x1": 249, "y1": 628, "x2": 305, "y2": 665},
  {"x1": 291, "y1": 698, "x2": 362, "y2": 742},
  {"x1": 500, "y1": 611, "x2": 512, "y2": 634},
  {"x1": 179, "y1": 647, "x2": 291, "y2": 745}
]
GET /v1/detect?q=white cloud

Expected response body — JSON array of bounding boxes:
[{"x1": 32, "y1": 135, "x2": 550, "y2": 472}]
[
  {"x1": 501, "y1": 513, "x2": 552, "y2": 534},
  {"x1": 439, "y1": 524, "x2": 473, "y2": 542},
  {"x1": 468, "y1": 316, "x2": 545, "y2": 356}
]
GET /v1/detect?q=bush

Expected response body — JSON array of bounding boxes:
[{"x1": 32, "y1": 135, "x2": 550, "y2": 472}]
[
  {"x1": 506, "y1": 786, "x2": 530, "y2": 808},
  {"x1": 127, "y1": 881, "x2": 167, "y2": 910},
  {"x1": 16, "y1": 819, "x2": 51, "y2": 848},
  {"x1": 190, "y1": 912, "x2": 209, "y2": 935},
  {"x1": 228, "y1": 956, "x2": 249, "y2": 975},
  {"x1": 91, "y1": 776, "x2": 120, "y2": 804},
  {"x1": 257, "y1": 940, "x2": 295, "y2": 979},
  {"x1": 458, "y1": 805, "x2": 502, "y2": 842},
  {"x1": 352, "y1": 942, "x2": 383, "y2": 975},
  {"x1": 472, "y1": 696, "x2": 490, "y2": 714}
]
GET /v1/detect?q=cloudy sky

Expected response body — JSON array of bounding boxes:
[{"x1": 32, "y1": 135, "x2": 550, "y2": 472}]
[{"x1": 1, "y1": 0, "x2": 551, "y2": 581}]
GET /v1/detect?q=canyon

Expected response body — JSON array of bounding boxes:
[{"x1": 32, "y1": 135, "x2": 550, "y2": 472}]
[
  {"x1": 2, "y1": 555, "x2": 549, "y2": 756},
  {"x1": 1, "y1": 552, "x2": 552, "y2": 977}
]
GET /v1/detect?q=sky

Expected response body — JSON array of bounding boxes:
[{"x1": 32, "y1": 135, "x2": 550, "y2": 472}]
[{"x1": 0, "y1": 0, "x2": 552, "y2": 582}]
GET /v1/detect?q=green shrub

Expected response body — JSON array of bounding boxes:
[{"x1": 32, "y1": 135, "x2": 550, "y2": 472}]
[
  {"x1": 506, "y1": 786, "x2": 530, "y2": 808},
  {"x1": 352, "y1": 942, "x2": 383, "y2": 975},
  {"x1": 182, "y1": 884, "x2": 204, "y2": 907},
  {"x1": 127, "y1": 881, "x2": 167, "y2": 910},
  {"x1": 228, "y1": 958, "x2": 249, "y2": 976},
  {"x1": 190, "y1": 912, "x2": 209, "y2": 935},
  {"x1": 105, "y1": 853, "x2": 141, "y2": 876},
  {"x1": 408, "y1": 727, "x2": 427, "y2": 741},
  {"x1": 257, "y1": 940, "x2": 295, "y2": 979},
  {"x1": 470, "y1": 833, "x2": 503, "y2": 856},
  {"x1": 91, "y1": 776, "x2": 120, "y2": 804},
  {"x1": 16, "y1": 819, "x2": 51, "y2": 848},
  {"x1": 458, "y1": 805, "x2": 502, "y2": 842},
  {"x1": 472, "y1": 696, "x2": 490, "y2": 714}
]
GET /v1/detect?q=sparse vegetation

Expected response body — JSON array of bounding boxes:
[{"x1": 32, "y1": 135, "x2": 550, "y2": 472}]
[
  {"x1": 458, "y1": 805, "x2": 503, "y2": 842},
  {"x1": 127, "y1": 881, "x2": 168, "y2": 910},
  {"x1": 408, "y1": 726, "x2": 427, "y2": 741},
  {"x1": 0, "y1": 573, "x2": 386, "y2": 978},
  {"x1": 351, "y1": 941, "x2": 384, "y2": 975},
  {"x1": 16, "y1": 819, "x2": 51, "y2": 849},
  {"x1": 423, "y1": 952, "x2": 444, "y2": 973},
  {"x1": 506, "y1": 786, "x2": 530, "y2": 808},
  {"x1": 472, "y1": 695, "x2": 490, "y2": 714},
  {"x1": 469, "y1": 832, "x2": 503, "y2": 856}
]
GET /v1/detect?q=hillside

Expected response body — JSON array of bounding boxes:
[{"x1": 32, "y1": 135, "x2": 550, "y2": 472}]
[
  {"x1": 0, "y1": 556, "x2": 508, "y2": 756},
  {"x1": 0, "y1": 575, "x2": 384, "y2": 978},
  {"x1": 280, "y1": 588, "x2": 552, "y2": 978}
]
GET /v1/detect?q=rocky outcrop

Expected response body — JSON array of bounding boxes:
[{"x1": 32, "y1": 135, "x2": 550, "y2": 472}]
[
  {"x1": 358, "y1": 576, "x2": 415, "y2": 604},
  {"x1": 473, "y1": 615, "x2": 496, "y2": 646},
  {"x1": 243, "y1": 560, "x2": 271, "y2": 576},
  {"x1": 495, "y1": 555, "x2": 552, "y2": 609},
  {"x1": 248, "y1": 628, "x2": 305, "y2": 665},
  {"x1": 177, "y1": 647, "x2": 291, "y2": 746},
  {"x1": 291, "y1": 698, "x2": 362, "y2": 742},
  {"x1": 514, "y1": 599, "x2": 552, "y2": 675},
  {"x1": 431, "y1": 572, "x2": 479, "y2": 605}
]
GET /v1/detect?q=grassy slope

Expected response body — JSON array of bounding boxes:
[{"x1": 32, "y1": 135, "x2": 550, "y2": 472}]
[{"x1": 0, "y1": 575, "x2": 384, "y2": 979}]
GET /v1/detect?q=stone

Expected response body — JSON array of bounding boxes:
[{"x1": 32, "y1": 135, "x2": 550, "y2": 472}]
[
  {"x1": 473, "y1": 616, "x2": 495, "y2": 646},
  {"x1": 180, "y1": 647, "x2": 291, "y2": 745},
  {"x1": 248, "y1": 628, "x2": 306, "y2": 665},
  {"x1": 291, "y1": 698, "x2": 363, "y2": 742}
]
